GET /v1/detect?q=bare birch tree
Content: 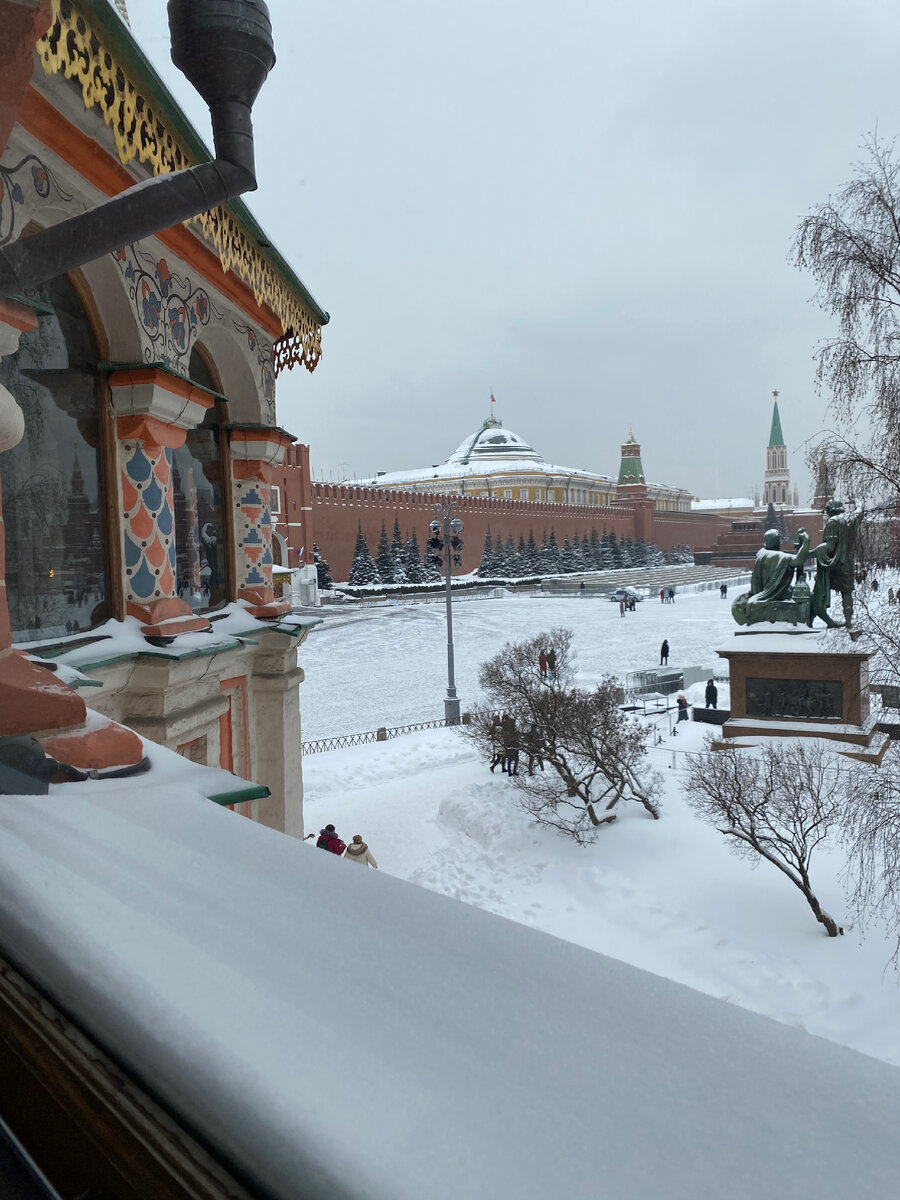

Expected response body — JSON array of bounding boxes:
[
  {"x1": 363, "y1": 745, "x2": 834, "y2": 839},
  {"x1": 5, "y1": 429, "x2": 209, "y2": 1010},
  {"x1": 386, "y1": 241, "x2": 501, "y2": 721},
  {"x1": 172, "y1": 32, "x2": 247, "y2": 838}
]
[
  {"x1": 466, "y1": 628, "x2": 661, "y2": 844},
  {"x1": 684, "y1": 739, "x2": 844, "y2": 937},
  {"x1": 793, "y1": 135, "x2": 900, "y2": 507},
  {"x1": 841, "y1": 746, "x2": 900, "y2": 968}
]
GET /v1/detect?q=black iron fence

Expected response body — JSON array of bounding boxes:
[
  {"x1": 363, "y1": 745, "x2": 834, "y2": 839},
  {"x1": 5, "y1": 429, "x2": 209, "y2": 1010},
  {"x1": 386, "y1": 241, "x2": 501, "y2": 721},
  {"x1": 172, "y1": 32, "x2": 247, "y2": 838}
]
[{"x1": 301, "y1": 716, "x2": 465, "y2": 756}]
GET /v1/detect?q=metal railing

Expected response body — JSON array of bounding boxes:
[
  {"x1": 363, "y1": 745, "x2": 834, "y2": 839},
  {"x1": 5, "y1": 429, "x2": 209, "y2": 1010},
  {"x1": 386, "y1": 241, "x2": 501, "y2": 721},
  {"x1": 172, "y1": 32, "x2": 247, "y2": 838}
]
[{"x1": 301, "y1": 717, "x2": 455, "y2": 755}]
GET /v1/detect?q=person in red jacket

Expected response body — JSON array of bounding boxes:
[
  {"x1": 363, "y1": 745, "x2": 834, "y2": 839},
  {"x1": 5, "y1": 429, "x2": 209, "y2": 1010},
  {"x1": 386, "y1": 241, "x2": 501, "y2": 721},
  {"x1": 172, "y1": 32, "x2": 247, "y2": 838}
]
[
  {"x1": 309, "y1": 824, "x2": 346, "y2": 855},
  {"x1": 538, "y1": 650, "x2": 548, "y2": 679}
]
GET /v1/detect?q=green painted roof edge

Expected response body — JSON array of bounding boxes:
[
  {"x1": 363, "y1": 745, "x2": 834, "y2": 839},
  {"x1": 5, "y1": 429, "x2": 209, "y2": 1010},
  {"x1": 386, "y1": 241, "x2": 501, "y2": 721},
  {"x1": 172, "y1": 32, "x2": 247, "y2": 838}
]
[
  {"x1": 768, "y1": 401, "x2": 784, "y2": 447},
  {"x1": 81, "y1": 1, "x2": 330, "y2": 329},
  {"x1": 208, "y1": 783, "x2": 270, "y2": 806}
]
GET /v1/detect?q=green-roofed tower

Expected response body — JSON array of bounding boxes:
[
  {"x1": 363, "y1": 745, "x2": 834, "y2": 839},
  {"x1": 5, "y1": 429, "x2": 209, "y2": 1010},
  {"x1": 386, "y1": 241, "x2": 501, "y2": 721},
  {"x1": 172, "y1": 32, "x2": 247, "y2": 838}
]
[
  {"x1": 762, "y1": 390, "x2": 796, "y2": 509},
  {"x1": 768, "y1": 401, "x2": 784, "y2": 448},
  {"x1": 617, "y1": 429, "x2": 648, "y2": 493}
]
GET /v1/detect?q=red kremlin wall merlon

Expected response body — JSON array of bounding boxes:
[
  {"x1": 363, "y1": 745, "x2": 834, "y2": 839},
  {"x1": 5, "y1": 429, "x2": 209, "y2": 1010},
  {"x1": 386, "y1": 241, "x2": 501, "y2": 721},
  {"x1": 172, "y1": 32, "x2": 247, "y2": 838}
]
[{"x1": 273, "y1": 447, "x2": 735, "y2": 581}]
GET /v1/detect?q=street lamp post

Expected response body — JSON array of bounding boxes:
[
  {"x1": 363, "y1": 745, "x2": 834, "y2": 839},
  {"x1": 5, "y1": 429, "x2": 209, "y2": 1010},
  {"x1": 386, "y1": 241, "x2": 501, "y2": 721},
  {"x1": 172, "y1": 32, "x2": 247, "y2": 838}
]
[{"x1": 427, "y1": 502, "x2": 464, "y2": 725}]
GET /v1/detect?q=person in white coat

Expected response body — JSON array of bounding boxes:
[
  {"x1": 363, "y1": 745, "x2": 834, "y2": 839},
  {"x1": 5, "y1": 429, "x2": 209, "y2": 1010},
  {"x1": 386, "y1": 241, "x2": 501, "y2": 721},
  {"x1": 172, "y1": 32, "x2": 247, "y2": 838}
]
[{"x1": 344, "y1": 834, "x2": 377, "y2": 868}]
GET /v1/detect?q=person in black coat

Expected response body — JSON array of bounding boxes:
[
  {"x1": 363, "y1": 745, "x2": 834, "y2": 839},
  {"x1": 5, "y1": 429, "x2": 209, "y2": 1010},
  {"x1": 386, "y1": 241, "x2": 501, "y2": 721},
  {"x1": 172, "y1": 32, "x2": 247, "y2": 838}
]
[
  {"x1": 705, "y1": 679, "x2": 718, "y2": 709},
  {"x1": 660, "y1": 639, "x2": 669, "y2": 666}
]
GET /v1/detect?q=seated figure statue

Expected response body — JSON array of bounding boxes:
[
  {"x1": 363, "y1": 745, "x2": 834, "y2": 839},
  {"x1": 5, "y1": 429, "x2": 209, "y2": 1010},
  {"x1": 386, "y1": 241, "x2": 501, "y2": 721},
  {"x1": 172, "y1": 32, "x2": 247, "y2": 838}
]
[{"x1": 732, "y1": 528, "x2": 810, "y2": 627}]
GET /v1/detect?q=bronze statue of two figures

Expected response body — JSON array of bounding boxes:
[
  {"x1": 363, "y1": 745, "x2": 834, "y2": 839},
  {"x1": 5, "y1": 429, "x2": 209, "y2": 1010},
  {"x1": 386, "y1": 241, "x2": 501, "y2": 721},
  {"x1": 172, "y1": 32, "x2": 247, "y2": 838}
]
[{"x1": 732, "y1": 500, "x2": 863, "y2": 629}]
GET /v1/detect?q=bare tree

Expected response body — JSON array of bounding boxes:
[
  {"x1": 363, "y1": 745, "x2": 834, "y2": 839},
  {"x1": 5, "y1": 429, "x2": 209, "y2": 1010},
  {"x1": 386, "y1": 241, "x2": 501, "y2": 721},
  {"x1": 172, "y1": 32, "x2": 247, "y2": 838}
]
[
  {"x1": 466, "y1": 628, "x2": 661, "y2": 844},
  {"x1": 841, "y1": 746, "x2": 900, "y2": 968},
  {"x1": 793, "y1": 135, "x2": 900, "y2": 506},
  {"x1": 683, "y1": 739, "x2": 844, "y2": 937}
]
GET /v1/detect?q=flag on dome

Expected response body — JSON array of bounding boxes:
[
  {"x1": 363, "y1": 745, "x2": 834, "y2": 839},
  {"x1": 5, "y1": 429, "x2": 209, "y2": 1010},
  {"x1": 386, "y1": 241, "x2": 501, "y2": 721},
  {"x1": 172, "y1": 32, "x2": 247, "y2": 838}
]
[{"x1": 490, "y1": 392, "x2": 496, "y2": 405}]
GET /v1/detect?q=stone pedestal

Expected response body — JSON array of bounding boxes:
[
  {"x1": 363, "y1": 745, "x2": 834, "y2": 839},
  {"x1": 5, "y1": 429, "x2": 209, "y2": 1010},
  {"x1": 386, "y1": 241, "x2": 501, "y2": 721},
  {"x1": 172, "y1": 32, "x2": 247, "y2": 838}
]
[{"x1": 716, "y1": 629, "x2": 888, "y2": 762}]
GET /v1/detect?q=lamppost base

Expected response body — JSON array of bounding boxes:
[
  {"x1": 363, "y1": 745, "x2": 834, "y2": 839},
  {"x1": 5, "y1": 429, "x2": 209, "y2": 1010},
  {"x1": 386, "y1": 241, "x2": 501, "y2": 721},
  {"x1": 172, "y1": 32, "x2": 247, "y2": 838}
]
[{"x1": 444, "y1": 696, "x2": 461, "y2": 726}]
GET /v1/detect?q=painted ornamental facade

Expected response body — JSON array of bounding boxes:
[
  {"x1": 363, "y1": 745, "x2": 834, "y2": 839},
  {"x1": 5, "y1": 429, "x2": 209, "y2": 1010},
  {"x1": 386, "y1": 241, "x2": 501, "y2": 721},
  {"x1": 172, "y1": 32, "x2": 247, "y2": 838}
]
[{"x1": 0, "y1": 0, "x2": 328, "y2": 834}]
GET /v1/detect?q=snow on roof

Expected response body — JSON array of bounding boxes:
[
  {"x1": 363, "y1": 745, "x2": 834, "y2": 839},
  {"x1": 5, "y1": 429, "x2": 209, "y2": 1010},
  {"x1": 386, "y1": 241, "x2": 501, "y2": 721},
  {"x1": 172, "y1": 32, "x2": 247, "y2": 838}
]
[
  {"x1": 353, "y1": 418, "x2": 616, "y2": 487},
  {"x1": 692, "y1": 497, "x2": 755, "y2": 510},
  {"x1": 0, "y1": 784, "x2": 898, "y2": 1198}
]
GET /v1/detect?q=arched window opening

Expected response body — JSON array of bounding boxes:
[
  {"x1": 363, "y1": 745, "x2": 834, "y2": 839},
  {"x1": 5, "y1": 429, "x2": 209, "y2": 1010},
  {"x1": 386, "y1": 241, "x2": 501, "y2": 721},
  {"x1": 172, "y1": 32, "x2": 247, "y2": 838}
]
[
  {"x1": 172, "y1": 346, "x2": 227, "y2": 611},
  {"x1": 0, "y1": 275, "x2": 108, "y2": 640}
]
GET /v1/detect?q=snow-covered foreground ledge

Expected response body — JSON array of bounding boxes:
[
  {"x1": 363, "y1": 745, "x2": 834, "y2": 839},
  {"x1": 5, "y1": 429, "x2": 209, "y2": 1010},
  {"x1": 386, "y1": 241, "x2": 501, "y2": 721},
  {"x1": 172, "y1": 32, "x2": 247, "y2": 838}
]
[{"x1": 0, "y1": 785, "x2": 899, "y2": 1200}]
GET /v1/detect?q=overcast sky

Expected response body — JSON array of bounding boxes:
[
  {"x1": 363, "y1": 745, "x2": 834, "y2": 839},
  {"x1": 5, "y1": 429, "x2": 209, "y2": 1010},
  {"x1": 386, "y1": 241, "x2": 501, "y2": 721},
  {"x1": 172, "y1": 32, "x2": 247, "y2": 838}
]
[{"x1": 127, "y1": 0, "x2": 900, "y2": 500}]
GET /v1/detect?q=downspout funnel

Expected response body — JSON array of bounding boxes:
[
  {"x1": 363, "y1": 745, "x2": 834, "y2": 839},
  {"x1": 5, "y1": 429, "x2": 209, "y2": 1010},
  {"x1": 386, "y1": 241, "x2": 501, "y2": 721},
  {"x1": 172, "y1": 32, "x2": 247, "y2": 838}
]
[{"x1": 0, "y1": 0, "x2": 276, "y2": 298}]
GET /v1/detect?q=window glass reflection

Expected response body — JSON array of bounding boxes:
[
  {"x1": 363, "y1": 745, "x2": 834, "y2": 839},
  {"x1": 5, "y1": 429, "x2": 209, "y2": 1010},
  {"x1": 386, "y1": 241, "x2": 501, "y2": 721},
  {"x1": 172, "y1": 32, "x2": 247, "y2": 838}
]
[{"x1": 0, "y1": 277, "x2": 107, "y2": 640}]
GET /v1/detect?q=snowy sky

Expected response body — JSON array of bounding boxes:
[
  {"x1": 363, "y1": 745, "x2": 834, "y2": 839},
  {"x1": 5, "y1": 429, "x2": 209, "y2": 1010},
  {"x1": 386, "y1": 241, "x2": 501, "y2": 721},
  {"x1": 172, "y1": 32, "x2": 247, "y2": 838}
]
[{"x1": 125, "y1": 0, "x2": 900, "y2": 498}]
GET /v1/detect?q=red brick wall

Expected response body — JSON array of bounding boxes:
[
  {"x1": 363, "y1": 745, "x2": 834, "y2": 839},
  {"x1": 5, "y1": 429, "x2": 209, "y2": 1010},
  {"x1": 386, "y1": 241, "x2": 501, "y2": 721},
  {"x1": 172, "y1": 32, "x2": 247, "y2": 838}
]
[{"x1": 273, "y1": 452, "x2": 743, "y2": 581}]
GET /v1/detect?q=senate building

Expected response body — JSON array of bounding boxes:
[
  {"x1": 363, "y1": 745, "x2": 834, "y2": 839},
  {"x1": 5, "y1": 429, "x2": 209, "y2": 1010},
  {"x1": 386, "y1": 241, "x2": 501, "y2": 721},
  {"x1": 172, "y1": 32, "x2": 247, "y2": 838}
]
[{"x1": 354, "y1": 415, "x2": 693, "y2": 515}]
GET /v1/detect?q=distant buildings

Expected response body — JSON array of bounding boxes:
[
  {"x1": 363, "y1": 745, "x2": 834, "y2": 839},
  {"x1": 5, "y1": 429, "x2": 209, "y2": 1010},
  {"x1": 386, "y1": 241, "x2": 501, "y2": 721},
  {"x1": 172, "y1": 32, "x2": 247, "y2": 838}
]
[{"x1": 353, "y1": 415, "x2": 693, "y2": 514}]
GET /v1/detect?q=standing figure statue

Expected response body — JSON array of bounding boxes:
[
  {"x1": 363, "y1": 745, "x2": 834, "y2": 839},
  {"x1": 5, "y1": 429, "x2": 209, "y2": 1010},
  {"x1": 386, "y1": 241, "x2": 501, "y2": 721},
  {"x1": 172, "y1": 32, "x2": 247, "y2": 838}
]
[
  {"x1": 807, "y1": 500, "x2": 863, "y2": 629},
  {"x1": 732, "y1": 528, "x2": 810, "y2": 626}
]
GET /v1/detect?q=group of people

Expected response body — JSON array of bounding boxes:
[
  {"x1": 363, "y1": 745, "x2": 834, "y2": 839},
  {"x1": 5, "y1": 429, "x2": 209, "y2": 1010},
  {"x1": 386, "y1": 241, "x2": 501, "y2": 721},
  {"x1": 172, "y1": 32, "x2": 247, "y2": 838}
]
[
  {"x1": 306, "y1": 824, "x2": 378, "y2": 868},
  {"x1": 619, "y1": 596, "x2": 637, "y2": 615},
  {"x1": 489, "y1": 713, "x2": 545, "y2": 777},
  {"x1": 659, "y1": 588, "x2": 676, "y2": 603},
  {"x1": 538, "y1": 648, "x2": 557, "y2": 681}
]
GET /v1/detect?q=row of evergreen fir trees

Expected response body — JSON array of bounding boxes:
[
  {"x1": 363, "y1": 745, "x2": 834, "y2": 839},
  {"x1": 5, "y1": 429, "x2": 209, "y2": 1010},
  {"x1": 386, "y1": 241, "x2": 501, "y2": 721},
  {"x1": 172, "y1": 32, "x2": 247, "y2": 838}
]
[
  {"x1": 346, "y1": 518, "x2": 443, "y2": 586},
  {"x1": 321, "y1": 520, "x2": 695, "y2": 588},
  {"x1": 476, "y1": 528, "x2": 692, "y2": 577}
]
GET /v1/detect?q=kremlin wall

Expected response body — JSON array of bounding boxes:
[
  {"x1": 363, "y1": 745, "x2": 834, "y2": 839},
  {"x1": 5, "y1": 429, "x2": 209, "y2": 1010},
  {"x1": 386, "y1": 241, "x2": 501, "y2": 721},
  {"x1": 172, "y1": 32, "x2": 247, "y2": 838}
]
[
  {"x1": 273, "y1": 428, "x2": 735, "y2": 581},
  {"x1": 273, "y1": 402, "x2": 825, "y2": 582}
]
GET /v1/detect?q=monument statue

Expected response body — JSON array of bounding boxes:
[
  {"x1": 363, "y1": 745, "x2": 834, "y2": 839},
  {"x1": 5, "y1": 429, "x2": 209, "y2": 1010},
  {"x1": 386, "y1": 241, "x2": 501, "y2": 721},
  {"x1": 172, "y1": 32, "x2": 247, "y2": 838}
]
[
  {"x1": 807, "y1": 499, "x2": 863, "y2": 629},
  {"x1": 732, "y1": 528, "x2": 811, "y2": 626}
]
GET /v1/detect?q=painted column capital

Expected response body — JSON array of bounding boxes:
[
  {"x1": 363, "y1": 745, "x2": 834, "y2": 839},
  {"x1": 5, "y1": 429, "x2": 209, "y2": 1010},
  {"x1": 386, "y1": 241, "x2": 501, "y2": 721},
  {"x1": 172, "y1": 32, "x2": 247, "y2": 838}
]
[
  {"x1": 229, "y1": 426, "x2": 293, "y2": 483},
  {"x1": 109, "y1": 367, "x2": 216, "y2": 451}
]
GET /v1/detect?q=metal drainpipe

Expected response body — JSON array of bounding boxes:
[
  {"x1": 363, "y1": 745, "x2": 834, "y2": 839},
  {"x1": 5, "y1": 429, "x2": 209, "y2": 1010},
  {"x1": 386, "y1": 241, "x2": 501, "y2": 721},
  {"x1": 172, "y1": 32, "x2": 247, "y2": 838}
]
[{"x1": 0, "y1": 0, "x2": 276, "y2": 299}]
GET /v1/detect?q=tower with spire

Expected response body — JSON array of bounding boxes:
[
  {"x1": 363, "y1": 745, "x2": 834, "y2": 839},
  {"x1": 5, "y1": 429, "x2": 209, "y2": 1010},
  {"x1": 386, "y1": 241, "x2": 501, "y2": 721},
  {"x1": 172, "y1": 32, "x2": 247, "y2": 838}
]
[
  {"x1": 617, "y1": 428, "x2": 647, "y2": 497},
  {"x1": 762, "y1": 391, "x2": 797, "y2": 509}
]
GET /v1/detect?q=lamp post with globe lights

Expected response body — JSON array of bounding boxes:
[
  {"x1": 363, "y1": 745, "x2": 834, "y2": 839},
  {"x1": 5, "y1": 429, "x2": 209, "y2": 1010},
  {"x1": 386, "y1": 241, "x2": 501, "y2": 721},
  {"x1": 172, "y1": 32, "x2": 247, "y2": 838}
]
[{"x1": 426, "y1": 502, "x2": 464, "y2": 724}]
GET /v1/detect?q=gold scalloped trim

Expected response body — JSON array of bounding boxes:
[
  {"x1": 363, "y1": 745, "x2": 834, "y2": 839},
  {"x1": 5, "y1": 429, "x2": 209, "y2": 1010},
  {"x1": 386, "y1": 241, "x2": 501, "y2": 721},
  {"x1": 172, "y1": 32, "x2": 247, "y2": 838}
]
[{"x1": 36, "y1": 0, "x2": 322, "y2": 373}]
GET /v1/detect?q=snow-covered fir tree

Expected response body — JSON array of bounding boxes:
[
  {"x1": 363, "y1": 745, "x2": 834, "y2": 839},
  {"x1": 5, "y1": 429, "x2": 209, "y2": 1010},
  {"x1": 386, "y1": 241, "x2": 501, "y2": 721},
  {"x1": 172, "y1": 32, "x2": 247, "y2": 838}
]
[
  {"x1": 666, "y1": 543, "x2": 694, "y2": 564},
  {"x1": 608, "y1": 531, "x2": 622, "y2": 568},
  {"x1": 538, "y1": 530, "x2": 559, "y2": 574},
  {"x1": 477, "y1": 530, "x2": 498, "y2": 577},
  {"x1": 631, "y1": 536, "x2": 648, "y2": 567},
  {"x1": 312, "y1": 542, "x2": 332, "y2": 590},
  {"x1": 645, "y1": 542, "x2": 665, "y2": 567},
  {"x1": 375, "y1": 523, "x2": 395, "y2": 582},
  {"x1": 390, "y1": 517, "x2": 408, "y2": 584},
  {"x1": 504, "y1": 534, "x2": 517, "y2": 577},
  {"x1": 619, "y1": 536, "x2": 633, "y2": 568},
  {"x1": 560, "y1": 538, "x2": 578, "y2": 573},
  {"x1": 403, "y1": 530, "x2": 428, "y2": 583},
  {"x1": 349, "y1": 527, "x2": 381, "y2": 585},
  {"x1": 589, "y1": 528, "x2": 602, "y2": 570},
  {"x1": 514, "y1": 534, "x2": 528, "y2": 577},
  {"x1": 523, "y1": 529, "x2": 540, "y2": 575}
]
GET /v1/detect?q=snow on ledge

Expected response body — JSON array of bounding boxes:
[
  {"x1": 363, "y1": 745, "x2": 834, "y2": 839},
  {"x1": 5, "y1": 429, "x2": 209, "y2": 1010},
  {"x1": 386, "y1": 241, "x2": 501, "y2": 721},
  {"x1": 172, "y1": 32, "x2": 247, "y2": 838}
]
[
  {"x1": 0, "y1": 784, "x2": 898, "y2": 1198},
  {"x1": 717, "y1": 629, "x2": 869, "y2": 656}
]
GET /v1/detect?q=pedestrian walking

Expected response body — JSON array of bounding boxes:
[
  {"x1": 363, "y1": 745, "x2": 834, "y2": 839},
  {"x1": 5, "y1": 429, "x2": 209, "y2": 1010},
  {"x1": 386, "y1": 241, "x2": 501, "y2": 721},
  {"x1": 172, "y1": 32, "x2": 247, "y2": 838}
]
[
  {"x1": 705, "y1": 679, "x2": 718, "y2": 709},
  {"x1": 889, "y1": 587, "x2": 896, "y2": 606},
  {"x1": 659, "y1": 588, "x2": 665, "y2": 603},
  {"x1": 619, "y1": 599, "x2": 625, "y2": 617},
  {"x1": 668, "y1": 587, "x2": 675, "y2": 603},
  {"x1": 660, "y1": 639, "x2": 669, "y2": 666},
  {"x1": 676, "y1": 692, "x2": 689, "y2": 723},
  {"x1": 344, "y1": 834, "x2": 378, "y2": 868},
  {"x1": 489, "y1": 714, "x2": 506, "y2": 773},
  {"x1": 538, "y1": 650, "x2": 548, "y2": 680},
  {"x1": 311, "y1": 824, "x2": 346, "y2": 855},
  {"x1": 546, "y1": 648, "x2": 557, "y2": 681}
]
